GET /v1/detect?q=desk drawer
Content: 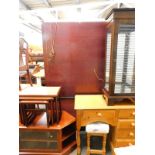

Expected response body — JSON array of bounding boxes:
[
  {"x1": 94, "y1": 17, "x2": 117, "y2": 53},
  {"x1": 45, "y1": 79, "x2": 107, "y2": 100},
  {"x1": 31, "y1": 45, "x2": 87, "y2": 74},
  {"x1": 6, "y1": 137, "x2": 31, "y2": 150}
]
[
  {"x1": 118, "y1": 109, "x2": 135, "y2": 119},
  {"x1": 117, "y1": 120, "x2": 135, "y2": 129},
  {"x1": 116, "y1": 129, "x2": 135, "y2": 139},
  {"x1": 20, "y1": 130, "x2": 58, "y2": 141},
  {"x1": 82, "y1": 110, "x2": 116, "y2": 126},
  {"x1": 115, "y1": 139, "x2": 135, "y2": 147}
]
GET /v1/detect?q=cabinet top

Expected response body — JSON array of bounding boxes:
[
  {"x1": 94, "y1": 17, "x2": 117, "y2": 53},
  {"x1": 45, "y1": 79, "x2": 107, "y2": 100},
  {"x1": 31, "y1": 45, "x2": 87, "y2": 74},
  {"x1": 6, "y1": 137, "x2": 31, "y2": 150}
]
[{"x1": 105, "y1": 8, "x2": 135, "y2": 20}]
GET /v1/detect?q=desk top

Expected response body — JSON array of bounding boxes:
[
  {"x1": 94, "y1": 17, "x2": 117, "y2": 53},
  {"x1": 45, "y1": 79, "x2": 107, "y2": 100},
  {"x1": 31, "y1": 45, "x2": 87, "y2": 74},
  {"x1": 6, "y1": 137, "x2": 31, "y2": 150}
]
[
  {"x1": 19, "y1": 86, "x2": 61, "y2": 97},
  {"x1": 74, "y1": 95, "x2": 135, "y2": 110}
]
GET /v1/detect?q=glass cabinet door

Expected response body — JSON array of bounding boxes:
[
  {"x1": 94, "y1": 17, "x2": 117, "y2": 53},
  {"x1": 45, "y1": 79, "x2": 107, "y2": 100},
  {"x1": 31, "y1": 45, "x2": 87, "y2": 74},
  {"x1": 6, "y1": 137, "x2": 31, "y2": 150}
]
[
  {"x1": 114, "y1": 24, "x2": 135, "y2": 94},
  {"x1": 105, "y1": 31, "x2": 111, "y2": 92}
]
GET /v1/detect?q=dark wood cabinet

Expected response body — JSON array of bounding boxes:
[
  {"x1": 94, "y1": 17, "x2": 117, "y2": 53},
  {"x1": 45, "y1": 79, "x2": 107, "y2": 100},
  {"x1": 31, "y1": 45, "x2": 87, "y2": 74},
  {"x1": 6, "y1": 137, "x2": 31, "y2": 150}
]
[
  {"x1": 42, "y1": 22, "x2": 106, "y2": 97},
  {"x1": 19, "y1": 111, "x2": 76, "y2": 155},
  {"x1": 103, "y1": 8, "x2": 135, "y2": 105}
]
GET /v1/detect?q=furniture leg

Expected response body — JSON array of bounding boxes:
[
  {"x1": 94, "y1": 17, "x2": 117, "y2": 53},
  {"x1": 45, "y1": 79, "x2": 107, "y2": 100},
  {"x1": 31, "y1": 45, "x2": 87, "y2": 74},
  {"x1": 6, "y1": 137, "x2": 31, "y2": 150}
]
[
  {"x1": 87, "y1": 133, "x2": 90, "y2": 155},
  {"x1": 46, "y1": 104, "x2": 49, "y2": 127},
  {"x1": 49, "y1": 99, "x2": 54, "y2": 124},
  {"x1": 26, "y1": 70, "x2": 33, "y2": 86},
  {"x1": 76, "y1": 111, "x2": 81, "y2": 155},
  {"x1": 58, "y1": 95, "x2": 62, "y2": 120},
  {"x1": 55, "y1": 97, "x2": 61, "y2": 123},
  {"x1": 19, "y1": 104, "x2": 24, "y2": 124},
  {"x1": 36, "y1": 77, "x2": 42, "y2": 86},
  {"x1": 22, "y1": 104, "x2": 28, "y2": 126},
  {"x1": 76, "y1": 129, "x2": 81, "y2": 155}
]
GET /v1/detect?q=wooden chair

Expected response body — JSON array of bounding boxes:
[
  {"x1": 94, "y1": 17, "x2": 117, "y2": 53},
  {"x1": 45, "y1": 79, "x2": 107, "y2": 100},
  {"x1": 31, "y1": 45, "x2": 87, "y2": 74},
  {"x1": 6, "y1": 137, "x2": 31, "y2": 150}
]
[
  {"x1": 86, "y1": 122, "x2": 109, "y2": 155},
  {"x1": 19, "y1": 38, "x2": 32, "y2": 90}
]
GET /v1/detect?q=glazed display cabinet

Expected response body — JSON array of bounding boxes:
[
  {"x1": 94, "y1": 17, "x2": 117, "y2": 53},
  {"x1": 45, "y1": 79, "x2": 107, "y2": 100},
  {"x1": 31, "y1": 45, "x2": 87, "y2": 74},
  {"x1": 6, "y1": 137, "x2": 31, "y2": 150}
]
[{"x1": 103, "y1": 8, "x2": 135, "y2": 105}]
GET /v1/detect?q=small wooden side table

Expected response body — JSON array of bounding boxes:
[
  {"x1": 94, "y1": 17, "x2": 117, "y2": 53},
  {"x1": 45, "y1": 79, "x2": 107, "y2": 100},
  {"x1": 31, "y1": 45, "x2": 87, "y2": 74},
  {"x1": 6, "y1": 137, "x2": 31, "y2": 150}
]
[{"x1": 19, "y1": 86, "x2": 62, "y2": 124}]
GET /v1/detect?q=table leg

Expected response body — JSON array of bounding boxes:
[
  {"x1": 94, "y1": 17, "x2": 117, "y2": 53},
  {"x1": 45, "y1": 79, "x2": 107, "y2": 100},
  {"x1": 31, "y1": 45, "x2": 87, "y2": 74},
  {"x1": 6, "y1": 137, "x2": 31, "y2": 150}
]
[
  {"x1": 76, "y1": 112, "x2": 81, "y2": 155},
  {"x1": 55, "y1": 97, "x2": 59, "y2": 124},
  {"x1": 45, "y1": 104, "x2": 49, "y2": 127},
  {"x1": 77, "y1": 129, "x2": 81, "y2": 155},
  {"x1": 49, "y1": 99, "x2": 54, "y2": 125},
  {"x1": 58, "y1": 95, "x2": 62, "y2": 121},
  {"x1": 55, "y1": 96, "x2": 62, "y2": 123}
]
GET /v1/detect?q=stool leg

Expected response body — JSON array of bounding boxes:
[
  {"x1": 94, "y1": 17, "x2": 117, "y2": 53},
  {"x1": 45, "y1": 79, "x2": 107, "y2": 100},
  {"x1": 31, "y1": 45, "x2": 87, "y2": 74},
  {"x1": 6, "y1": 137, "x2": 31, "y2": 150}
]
[
  {"x1": 87, "y1": 133, "x2": 90, "y2": 155},
  {"x1": 102, "y1": 134, "x2": 107, "y2": 155}
]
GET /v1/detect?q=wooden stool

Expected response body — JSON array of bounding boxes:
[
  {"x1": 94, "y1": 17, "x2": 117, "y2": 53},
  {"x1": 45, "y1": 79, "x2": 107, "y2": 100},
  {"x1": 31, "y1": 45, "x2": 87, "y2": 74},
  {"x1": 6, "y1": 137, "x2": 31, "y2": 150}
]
[{"x1": 86, "y1": 122, "x2": 109, "y2": 155}]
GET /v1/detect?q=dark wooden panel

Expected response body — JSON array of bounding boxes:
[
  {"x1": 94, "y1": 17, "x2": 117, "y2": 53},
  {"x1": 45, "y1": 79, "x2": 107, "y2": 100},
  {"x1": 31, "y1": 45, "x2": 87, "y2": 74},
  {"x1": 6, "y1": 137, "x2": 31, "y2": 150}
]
[{"x1": 42, "y1": 22, "x2": 107, "y2": 97}]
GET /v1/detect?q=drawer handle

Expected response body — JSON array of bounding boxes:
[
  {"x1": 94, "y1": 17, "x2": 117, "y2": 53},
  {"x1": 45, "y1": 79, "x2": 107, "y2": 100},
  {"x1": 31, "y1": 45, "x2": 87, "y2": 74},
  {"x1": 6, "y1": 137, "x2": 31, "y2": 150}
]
[
  {"x1": 97, "y1": 112, "x2": 102, "y2": 117},
  {"x1": 132, "y1": 112, "x2": 135, "y2": 116},
  {"x1": 49, "y1": 135, "x2": 53, "y2": 138},
  {"x1": 129, "y1": 132, "x2": 134, "y2": 137},
  {"x1": 131, "y1": 122, "x2": 135, "y2": 127}
]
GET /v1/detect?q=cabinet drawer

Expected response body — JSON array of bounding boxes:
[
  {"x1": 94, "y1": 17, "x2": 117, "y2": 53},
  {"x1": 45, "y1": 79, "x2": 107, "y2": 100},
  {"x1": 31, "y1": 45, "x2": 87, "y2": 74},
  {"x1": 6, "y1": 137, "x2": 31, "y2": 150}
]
[
  {"x1": 20, "y1": 130, "x2": 58, "y2": 141},
  {"x1": 115, "y1": 139, "x2": 135, "y2": 147},
  {"x1": 20, "y1": 141, "x2": 58, "y2": 150},
  {"x1": 117, "y1": 120, "x2": 135, "y2": 129},
  {"x1": 118, "y1": 109, "x2": 135, "y2": 119},
  {"x1": 116, "y1": 129, "x2": 135, "y2": 139},
  {"x1": 82, "y1": 110, "x2": 116, "y2": 126}
]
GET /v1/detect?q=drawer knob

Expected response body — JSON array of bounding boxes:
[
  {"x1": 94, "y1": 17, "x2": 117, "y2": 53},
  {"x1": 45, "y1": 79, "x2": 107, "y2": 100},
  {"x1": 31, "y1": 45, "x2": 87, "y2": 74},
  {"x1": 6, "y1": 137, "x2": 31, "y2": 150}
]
[
  {"x1": 129, "y1": 132, "x2": 134, "y2": 137},
  {"x1": 97, "y1": 112, "x2": 102, "y2": 117},
  {"x1": 131, "y1": 122, "x2": 135, "y2": 127},
  {"x1": 132, "y1": 112, "x2": 135, "y2": 116},
  {"x1": 49, "y1": 135, "x2": 53, "y2": 138}
]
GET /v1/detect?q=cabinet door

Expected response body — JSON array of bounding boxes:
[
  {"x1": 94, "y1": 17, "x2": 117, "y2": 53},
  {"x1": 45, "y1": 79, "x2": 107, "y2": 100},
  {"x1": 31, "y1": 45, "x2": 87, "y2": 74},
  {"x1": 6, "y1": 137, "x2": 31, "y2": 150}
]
[
  {"x1": 20, "y1": 130, "x2": 58, "y2": 141},
  {"x1": 19, "y1": 130, "x2": 60, "y2": 151},
  {"x1": 20, "y1": 141, "x2": 58, "y2": 150},
  {"x1": 114, "y1": 24, "x2": 135, "y2": 94}
]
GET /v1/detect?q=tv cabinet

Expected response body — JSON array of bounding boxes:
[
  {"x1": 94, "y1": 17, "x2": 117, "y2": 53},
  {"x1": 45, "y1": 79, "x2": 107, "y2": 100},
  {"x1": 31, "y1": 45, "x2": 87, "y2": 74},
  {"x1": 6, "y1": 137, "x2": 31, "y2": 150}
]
[{"x1": 19, "y1": 111, "x2": 76, "y2": 155}]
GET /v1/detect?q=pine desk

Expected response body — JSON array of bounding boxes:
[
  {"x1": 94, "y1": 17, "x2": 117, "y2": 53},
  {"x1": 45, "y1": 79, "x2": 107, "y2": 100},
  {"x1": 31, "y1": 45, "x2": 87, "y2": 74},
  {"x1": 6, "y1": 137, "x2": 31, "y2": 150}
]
[{"x1": 74, "y1": 95, "x2": 135, "y2": 155}]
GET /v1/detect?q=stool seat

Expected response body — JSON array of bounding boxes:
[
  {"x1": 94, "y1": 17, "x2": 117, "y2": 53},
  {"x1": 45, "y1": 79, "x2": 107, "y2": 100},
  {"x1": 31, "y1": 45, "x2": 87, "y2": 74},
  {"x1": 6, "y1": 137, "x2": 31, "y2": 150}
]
[{"x1": 86, "y1": 122, "x2": 109, "y2": 133}]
